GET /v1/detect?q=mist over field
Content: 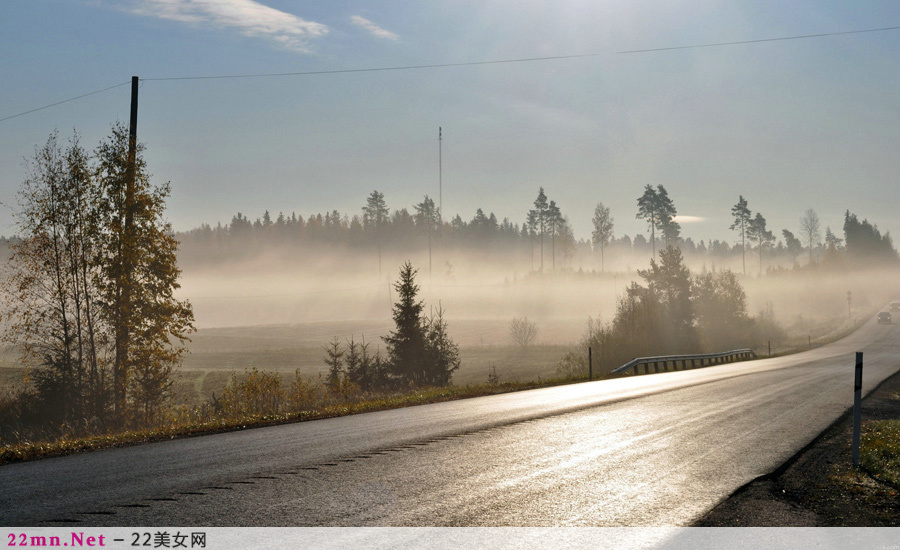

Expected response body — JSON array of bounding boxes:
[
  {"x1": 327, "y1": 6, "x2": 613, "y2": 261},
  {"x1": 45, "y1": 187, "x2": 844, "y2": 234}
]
[
  {"x1": 176, "y1": 242, "x2": 898, "y2": 333},
  {"x1": 167, "y1": 234, "x2": 899, "y2": 405},
  {"x1": 2, "y1": 209, "x2": 896, "y2": 403}
]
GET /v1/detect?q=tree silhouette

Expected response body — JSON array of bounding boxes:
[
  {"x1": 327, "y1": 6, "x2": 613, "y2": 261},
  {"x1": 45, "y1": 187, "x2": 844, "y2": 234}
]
[
  {"x1": 657, "y1": 186, "x2": 680, "y2": 249},
  {"x1": 636, "y1": 185, "x2": 677, "y2": 259},
  {"x1": 799, "y1": 208, "x2": 821, "y2": 265},
  {"x1": 547, "y1": 200, "x2": 562, "y2": 272},
  {"x1": 747, "y1": 213, "x2": 775, "y2": 275},
  {"x1": 782, "y1": 229, "x2": 803, "y2": 265},
  {"x1": 529, "y1": 188, "x2": 549, "y2": 272},
  {"x1": 636, "y1": 185, "x2": 659, "y2": 259},
  {"x1": 730, "y1": 196, "x2": 752, "y2": 275},
  {"x1": 692, "y1": 269, "x2": 751, "y2": 351},
  {"x1": 638, "y1": 246, "x2": 697, "y2": 351},
  {"x1": 383, "y1": 262, "x2": 426, "y2": 386},
  {"x1": 324, "y1": 337, "x2": 345, "y2": 392},
  {"x1": 414, "y1": 195, "x2": 439, "y2": 278},
  {"x1": 363, "y1": 190, "x2": 389, "y2": 276},
  {"x1": 592, "y1": 202, "x2": 614, "y2": 272},
  {"x1": 423, "y1": 305, "x2": 460, "y2": 386},
  {"x1": 843, "y1": 210, "x2": 899, "y2": 264},
  {"x1": 525, "y1": 209, "x2": 539, "y2": 271},
  {"x1": 383, "y1": 262, "x2": 460, "y2": 387}
]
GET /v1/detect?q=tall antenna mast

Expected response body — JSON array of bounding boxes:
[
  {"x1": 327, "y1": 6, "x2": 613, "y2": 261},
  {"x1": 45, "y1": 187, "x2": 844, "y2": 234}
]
[{"x1": 438, "y1": 126, "x2": 442, "y2": 224}]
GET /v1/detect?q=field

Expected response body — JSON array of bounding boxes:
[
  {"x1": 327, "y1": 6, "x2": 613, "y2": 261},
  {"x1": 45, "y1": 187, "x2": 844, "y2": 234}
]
[
  {"x1": 171, "y1": 318, "x2": 579, "y2": 406},
  {"x1": 0, "y1": 310, "x2": 862, "y2": 411},
  {"x1": 0, "y1": 318, "x2": 579, "y2": 409}
]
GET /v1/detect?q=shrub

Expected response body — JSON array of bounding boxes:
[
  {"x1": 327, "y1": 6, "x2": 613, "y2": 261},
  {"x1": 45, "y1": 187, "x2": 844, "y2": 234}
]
[
  {"x1": 218, "y1": 368, "x2": 284, "y2": 418},
  {"x1": 509, "y1": 316, "x2": 538, "y2": 348}
]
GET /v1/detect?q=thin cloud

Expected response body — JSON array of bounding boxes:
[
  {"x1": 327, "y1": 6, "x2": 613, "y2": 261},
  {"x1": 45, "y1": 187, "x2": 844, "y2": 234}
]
[
  {"x1": 125, "y1": 0, "x2": 328, "y2": 52},
  {"x1": 673, "y1": 216, "x2": 705, "y2": 224},
  {"x1": 351, "y1": 15, "x2": 399, "y2": 41}
]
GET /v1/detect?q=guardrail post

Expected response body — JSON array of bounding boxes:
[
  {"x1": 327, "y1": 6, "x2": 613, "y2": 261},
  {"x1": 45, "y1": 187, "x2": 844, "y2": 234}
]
[
  {"x1": 588, "y1": 346, "x2": 592, "y2": 381},
  {"x1": 852, "y1": 351, "x2": 863, "y2": 467}
]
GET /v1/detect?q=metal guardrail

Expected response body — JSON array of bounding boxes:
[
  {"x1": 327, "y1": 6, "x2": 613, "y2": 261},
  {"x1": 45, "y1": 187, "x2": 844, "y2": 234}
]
[{"x1": 611, "y1": 348, "x2": 757, "y2": 376}]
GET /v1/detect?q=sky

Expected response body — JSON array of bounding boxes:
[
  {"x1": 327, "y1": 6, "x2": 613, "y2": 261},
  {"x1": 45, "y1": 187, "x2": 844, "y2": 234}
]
[{"x1": 2, "y1": 0, "x2": 900, "y2": 246}]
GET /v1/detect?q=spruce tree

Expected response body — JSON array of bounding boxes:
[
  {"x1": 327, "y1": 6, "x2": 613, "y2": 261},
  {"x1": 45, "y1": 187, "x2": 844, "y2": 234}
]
[
  {"x1": 324, "y1": 337, "x2": 345, "y2": 392},
  {"x1": 383, "y1": 262, "x2": 460, "y2": 388},
  {"x1": 383, "y1": 262, "x2": 426, "y2": 387},
  {"x1": 423, "y1": 305, "x2": 460, "y2": 386}
]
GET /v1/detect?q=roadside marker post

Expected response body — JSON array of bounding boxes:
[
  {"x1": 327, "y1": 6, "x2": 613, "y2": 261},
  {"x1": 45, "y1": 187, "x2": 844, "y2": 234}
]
[{"x1": 852, "y1": 351, "x2": 863, "y2": 467}]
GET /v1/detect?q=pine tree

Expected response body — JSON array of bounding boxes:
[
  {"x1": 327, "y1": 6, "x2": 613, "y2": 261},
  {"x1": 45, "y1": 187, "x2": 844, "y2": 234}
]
[
  {"x1": 414, "y1": 195, "x2": 439, "y2": 278},
  {"x1": 636, "y1": 185, "x2": 661, "y2": 259},
  {"x1": 383, "y1": 262, "x2": 426, "y2": 386},
  {"x1": 547, "y1": 200, "x2": 562, "y2": 272},
  {"x1": 529, "y1": 188, "x2": 549, "y2": 272},
  {"x1": 782, "y1": 229, "x2": 803, "y2": 264},
  {"x1": 730, "y1": 196, "x2": 752, "y2": 275},
  {"x1": 657, "y1": 186, "x2": 680, "y2": 249},
  {"x1": 363, "y1": 190, "x2": 389, "y2": 276},
  {"x1": 747, "y1": 213, "x2": 775, "y2": 275}
]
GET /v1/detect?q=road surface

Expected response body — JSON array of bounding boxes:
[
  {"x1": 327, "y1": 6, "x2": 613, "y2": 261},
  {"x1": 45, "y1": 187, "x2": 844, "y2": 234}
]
[{"x1": 2, "y1": 317, "x2": 898, "y2": 527}]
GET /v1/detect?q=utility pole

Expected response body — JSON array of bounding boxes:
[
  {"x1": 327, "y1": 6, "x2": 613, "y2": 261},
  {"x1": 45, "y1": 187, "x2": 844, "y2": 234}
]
[{"x1": 115, "y1": 75, "x2": 139, "y2": 421}]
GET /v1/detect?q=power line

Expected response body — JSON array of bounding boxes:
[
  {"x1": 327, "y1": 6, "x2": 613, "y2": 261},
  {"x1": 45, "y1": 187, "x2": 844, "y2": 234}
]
[
  {"x1": 0, "y1": 81, "x2": 131, "y2": 123},
  {"x1": 3, "y1": 25, "x2": 899, "y2": 122},
  {"x1": 141, "y1": 25, "x2": 900, "y2": 82},
  {"x1": 614, "y1": 25, "x2": 900, "y2": 55}
]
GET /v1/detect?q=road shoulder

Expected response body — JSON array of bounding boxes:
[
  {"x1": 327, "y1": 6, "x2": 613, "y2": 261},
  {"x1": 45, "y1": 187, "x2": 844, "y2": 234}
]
[{"x1": 695, "y1": 368, "x2": 900, "y2": 526}]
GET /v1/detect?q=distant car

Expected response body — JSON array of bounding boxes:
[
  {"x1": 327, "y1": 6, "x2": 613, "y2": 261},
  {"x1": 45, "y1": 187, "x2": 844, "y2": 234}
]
[
  {"x1": 878, "y1": 312, "x2": 892, "y2": 324},
  {"x1": 891, "y1": 302, "x2": 900, "y2": 312}
]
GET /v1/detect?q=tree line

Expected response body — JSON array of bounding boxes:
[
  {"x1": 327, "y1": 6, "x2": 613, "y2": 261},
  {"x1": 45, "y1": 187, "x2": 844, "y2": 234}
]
[{"x1": 173, "y1": 186, "x2": 897, "y2": 273}]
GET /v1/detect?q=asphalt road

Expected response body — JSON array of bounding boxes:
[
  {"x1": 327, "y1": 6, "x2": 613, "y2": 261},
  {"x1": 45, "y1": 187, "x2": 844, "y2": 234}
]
[{"x1": 2, "y1": 317, "x2": 898, "y2": 527}]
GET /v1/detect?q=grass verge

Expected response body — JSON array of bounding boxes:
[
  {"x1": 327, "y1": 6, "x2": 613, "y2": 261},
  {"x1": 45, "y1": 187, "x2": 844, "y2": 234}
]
[
  {"x1": 860, "y1": 419, "x2": 900, "y2": 489},
  {"x1": 0, "y1": 375, "x2": 586, "y2": 466}
]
